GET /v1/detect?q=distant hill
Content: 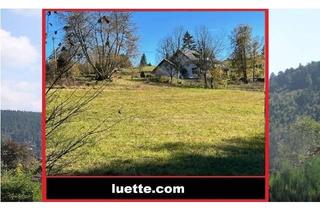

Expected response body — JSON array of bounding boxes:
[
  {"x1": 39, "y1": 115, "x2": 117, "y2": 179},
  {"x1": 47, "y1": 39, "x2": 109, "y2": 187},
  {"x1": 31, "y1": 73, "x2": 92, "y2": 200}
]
[
  {"x1": 270, "y1": 61, "x2": 320, "y2": 201},
  {"x1": 270, "y1": 61, "x2": 320, "y2": 169},
  {"x1": 270, "y1": 61, "x2": 320, "y2": 127},
  {"x1": 1, "y1": 110, "x2": 41, "y2": 157}
]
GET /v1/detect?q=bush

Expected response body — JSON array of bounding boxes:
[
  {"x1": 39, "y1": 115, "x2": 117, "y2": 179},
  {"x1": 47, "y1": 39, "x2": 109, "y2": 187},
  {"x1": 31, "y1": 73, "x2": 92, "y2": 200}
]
[
  {"x1": 270, "y1": 157, "x2": 320, "y2": 201},
  {"x1": 1, "y1": 170, "x2": 41, "y2": 202},
  {"x1": 140, "y1": 71, "x2": 145, "y2": 78},
  {"x1": 1, "y1": 139, "x2": 36, "y2": 171},
  {"x1": 159, "y1": 76, "x2": 169, "y2": 83}
]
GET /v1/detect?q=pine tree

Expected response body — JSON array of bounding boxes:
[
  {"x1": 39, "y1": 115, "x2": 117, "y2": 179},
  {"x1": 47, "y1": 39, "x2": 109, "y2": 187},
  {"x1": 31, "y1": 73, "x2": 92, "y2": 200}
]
[
  {"x1": 182, "y1": 31, "x2": 196, "y2": 50},
  {"x1": 139, "y1": 53, "x2": 147, "y2": 67}
]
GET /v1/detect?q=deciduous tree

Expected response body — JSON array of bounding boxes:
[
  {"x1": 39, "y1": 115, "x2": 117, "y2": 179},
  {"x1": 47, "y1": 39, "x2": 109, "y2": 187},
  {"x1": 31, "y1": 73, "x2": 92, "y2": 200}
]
[
  {"x1": 250, "y1": 37, "x2": 262, "y2": 82},
  {"x1": 157, "y1": 27, "x2": 184, "y2": 82},
  {"x1": 230, "y1": 24, "x2": 253, "y2": 83},
  {"x1": 62, "y1": 12, "x2": 138, "y2": 81},
  {"x1": 195, "y1": 26, "x2": 223, "y2": 88},
  {"x1": 45, "y1": 11, "x2": 126, "y2": 174}
]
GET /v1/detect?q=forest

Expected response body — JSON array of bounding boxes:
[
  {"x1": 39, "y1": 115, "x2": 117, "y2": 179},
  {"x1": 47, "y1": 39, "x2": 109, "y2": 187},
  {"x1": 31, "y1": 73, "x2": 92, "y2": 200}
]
[
  {"x1": 1, "y1": 110, "x2": 41, "y2": 156},
  {"x1": 270, "y1": 61, "x2": 320, "y2": 201},
  {"x1": 1, "y1": 110, "x2": 41, "y2": 201}
]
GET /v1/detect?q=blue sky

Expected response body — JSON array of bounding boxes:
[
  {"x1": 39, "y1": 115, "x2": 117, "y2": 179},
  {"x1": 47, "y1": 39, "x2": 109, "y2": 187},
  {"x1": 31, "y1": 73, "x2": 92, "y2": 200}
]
[
  {"x1": 46, "y1": 11, "x2": 265, "y2": 66},
  {"x1": 132, "y1": 11, "x2": 265, "y2": 65},
  {"x1": 1, "y1": 9, "x2": 41, "y2": 112},
  {"x1": 270, "y1": 9, "x2": 320, "y2": 75}
]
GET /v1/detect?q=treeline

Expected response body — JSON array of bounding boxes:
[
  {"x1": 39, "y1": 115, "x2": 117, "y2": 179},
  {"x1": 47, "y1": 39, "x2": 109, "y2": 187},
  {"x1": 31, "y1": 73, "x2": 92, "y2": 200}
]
[
  {"x1": 46, "y1": 11, "x2": 265, "y2": 89},
  {"x1": 270, "y1": 61, "x2": 320, "y2": 201},
  {"x1": 1, "y1": 110, "x2": 41, "y2": 156},
  {"x1": 270, "y1": 61, "x2": 320, "y2": 93},
  {"x1": 270, "y1": 61, "x2": 320, "y2": 127},
  {"x1": 156, "y1": 25, "x2": 265, "y2": 88}
]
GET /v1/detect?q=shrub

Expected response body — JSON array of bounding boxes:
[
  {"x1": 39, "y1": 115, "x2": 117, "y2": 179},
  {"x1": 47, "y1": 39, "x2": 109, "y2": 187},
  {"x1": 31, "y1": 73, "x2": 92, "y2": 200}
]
[
  {"x1": 1, "y1": 170, "x2": 41, "y2": 202},
  {"x1": 140, "y1": 71, "x2": 145, "y2": 78},
  {"x1": 159, "y1": 76, "x2": 169, "y2": 83},
  {"x1": 270, "y1": 157, "x2": 320, "y2": 201}
]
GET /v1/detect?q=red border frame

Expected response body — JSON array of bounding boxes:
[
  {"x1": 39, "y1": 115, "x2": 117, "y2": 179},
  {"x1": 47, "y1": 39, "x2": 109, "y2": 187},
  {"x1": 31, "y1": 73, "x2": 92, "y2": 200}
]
[{"x1": 41, "y1": 8, "x2": 269, "y2": 202}]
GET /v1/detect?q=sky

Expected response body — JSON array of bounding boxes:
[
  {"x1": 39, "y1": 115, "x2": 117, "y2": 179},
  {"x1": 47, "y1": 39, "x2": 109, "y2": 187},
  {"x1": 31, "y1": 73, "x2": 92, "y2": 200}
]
[
  {"x1": 46, "y1": 11, "x2": 265, "y2": 66},
  {"x1": 132, "y1": 11, "x2": 265, "y2": 65},
  {"x1": 1, "y1": 9, "x2": 41, "y2": 112},
  {"x1": 270, "y1": 9, "x2": 320, "y2": 75}
]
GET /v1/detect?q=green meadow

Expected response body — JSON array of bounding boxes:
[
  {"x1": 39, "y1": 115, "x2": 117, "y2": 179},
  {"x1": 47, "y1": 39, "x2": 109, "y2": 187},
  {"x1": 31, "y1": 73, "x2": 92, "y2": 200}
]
[{"x1": 47, "y1": 77, "x2": 265, "y2": 176}]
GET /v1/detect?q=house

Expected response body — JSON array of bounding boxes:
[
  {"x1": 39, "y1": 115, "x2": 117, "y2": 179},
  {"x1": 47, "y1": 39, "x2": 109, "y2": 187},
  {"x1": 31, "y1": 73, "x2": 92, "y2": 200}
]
[{"x1": 152, "y1": 49, "x2": 200, "y2": 79}]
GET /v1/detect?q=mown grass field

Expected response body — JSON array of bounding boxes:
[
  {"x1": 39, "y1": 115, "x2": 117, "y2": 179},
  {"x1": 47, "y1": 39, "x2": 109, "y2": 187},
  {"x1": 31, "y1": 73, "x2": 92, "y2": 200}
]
[{"x1": 47, "y1": 77, "x2": 265, "y2": 175}]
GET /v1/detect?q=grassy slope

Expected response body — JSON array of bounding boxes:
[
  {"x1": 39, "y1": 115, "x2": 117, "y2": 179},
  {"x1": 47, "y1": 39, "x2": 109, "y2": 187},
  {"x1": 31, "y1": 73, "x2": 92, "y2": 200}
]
[{"x1": 48, "y1": 78, "x2": 265, "y2": 175}]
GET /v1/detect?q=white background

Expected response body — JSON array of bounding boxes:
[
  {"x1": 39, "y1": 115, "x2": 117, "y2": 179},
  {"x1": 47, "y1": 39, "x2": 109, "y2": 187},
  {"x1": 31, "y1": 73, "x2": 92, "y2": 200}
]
[
  {"x1": 0, "y1": 0, "x2": 319, "y2": 9},
  {"x1": 1, "y1": 202, "x2": 320, "y2": 209}
]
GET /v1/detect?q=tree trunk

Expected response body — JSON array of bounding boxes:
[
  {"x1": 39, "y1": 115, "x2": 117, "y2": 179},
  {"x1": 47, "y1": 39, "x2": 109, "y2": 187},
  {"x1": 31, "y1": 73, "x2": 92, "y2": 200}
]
[
  {"x1": 95, "y1": 73, "x2": 104, "y2": 81},
  {"x1": 242, "y1": 68, "x2": 248, "y2": 83},
  {"x1": 210, "y1": 77, "x2": 214, "y2": 89},
  {"x1": 95, "y1": 71, "x2": 109, "y2": 81},
  {"x1": 204, "y1": 73, "x2": 208, "y2": 88},
  {"x1": 242, "y1": 49, "x2": 248, "y2": 84},
  {"x1": 252, "y1": 65, "x2": 256, "y2": 82}
]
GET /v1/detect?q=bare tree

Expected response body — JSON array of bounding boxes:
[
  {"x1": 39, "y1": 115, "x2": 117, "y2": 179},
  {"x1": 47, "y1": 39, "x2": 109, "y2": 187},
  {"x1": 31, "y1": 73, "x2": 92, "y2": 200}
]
[
  {"x1": 230, "y1": 24, "x2": 252, "y2": 84},
  {"x1": 62, "y1": 12, "x2": 138, "y2": 81},
  {"x1": 45, "y1": 11, "x2": 125, "y2": 175},
  {"x1": 157, "y1": 37, "x2": 174, "y2": 82},
  {"x1": 157, "y1": 27, "x2": 184, "y2": 82},
  {"x1": 170, "y1": 26, "x2": 184, "y2": 54},
  {"x1": 195, "y1": 26, "x2": 223, "y2": 88}
]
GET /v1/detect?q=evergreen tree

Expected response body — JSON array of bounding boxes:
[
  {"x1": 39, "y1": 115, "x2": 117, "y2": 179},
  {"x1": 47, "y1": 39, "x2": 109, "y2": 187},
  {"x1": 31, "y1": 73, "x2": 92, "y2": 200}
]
[
  {"x1": 139, "y1": 53, "x2": 147, "y2": 67},
  {"x1": 182, "y1": 31, "x2": 196, "y2": 50}
]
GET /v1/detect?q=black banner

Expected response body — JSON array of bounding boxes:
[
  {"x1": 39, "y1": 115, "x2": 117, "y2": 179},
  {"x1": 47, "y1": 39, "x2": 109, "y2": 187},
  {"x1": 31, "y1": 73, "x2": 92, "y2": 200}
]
[{"x1": 46, "y1": 177, "x2": 265, "y2": 200}]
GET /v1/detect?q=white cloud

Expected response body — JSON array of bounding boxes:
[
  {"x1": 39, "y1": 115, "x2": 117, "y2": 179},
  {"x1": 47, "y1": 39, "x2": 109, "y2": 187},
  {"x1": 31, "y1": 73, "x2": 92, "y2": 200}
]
[
  {"x1": 1, "y1": 80, "x2": 41, "y2": 112},
  {"x1": 1, "y1": 28, "x2": 41, "y2": 112},
  {"x1": 0, "y1": 28, "x2": 39, "y2": 70}
]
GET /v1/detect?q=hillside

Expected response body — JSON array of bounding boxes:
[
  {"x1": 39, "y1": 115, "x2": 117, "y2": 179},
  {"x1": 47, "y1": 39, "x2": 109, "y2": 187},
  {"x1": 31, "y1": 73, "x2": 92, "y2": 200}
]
[
  {"x1": 270, "y1": 61, "x2": 320, "y2": 201},
  {"x1": 270, "y1": 61, "x2": 320, "y2": 170},
  {"x1": 1, "y1": 110, "x2": 41, "y2": 157},
  {"x1": 270, "y1": 61, "x2": 320, "y2": 127}
]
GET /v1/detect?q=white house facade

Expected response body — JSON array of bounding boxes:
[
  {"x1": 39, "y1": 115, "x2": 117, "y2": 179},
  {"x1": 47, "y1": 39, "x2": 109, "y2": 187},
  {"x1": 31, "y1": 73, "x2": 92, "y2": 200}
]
[{"x1": 153, "y1": 49, "x2": 200, "y2": 79}]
